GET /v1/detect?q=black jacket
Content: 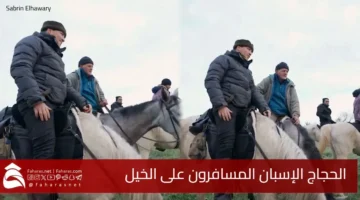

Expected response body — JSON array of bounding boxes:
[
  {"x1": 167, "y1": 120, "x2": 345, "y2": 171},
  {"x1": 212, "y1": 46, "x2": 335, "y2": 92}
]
[
  {"x1": 110, "y1": 102, "x2": 123, "y2": 112},
  {"x1": 316, "y1": 104, "x2": 334, "y2": 124},
  {"x1": 204, "y1": 50, "x2": 268, "y2": 112},
  {"x1": 10, "y1": 32, "x2": 87, "y2": 109}
]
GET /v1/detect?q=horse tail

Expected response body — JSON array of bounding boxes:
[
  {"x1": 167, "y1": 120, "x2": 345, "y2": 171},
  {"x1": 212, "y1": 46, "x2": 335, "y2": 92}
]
[{"x1": 318, "y1": 124, "x2": 332, "y2": 154}]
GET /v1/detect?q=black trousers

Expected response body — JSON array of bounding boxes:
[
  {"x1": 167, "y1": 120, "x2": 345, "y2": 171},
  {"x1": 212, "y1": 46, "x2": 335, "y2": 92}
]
[
  {"x1": 212, "y1": 104, "x2": 248, "y2": 159},
  {"x1": 17, "y1": 102, "x2": 56, "y2": 159},
  {"x1": 14, "y1": 101, "x2": 80, "y2": 200},
  {"x1": 212, "y1": 104, "x2": 249, "y2": 200}
]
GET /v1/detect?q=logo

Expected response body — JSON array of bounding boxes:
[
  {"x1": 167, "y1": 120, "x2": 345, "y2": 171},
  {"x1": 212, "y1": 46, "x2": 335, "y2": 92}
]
[{"x1": 3, "y1": 163, "x2": 26, "y2": 189}]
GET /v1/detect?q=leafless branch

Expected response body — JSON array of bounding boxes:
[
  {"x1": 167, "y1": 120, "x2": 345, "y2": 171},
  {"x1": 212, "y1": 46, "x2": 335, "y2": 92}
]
[{"x1": 335, "y1": 112, "x2": 354, "y2": 123}]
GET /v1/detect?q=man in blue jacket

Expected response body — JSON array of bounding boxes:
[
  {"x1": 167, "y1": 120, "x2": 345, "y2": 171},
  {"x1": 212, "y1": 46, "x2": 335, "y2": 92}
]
[{"x1": 67, "y1": 56, "x2": 108, "y2": 115}]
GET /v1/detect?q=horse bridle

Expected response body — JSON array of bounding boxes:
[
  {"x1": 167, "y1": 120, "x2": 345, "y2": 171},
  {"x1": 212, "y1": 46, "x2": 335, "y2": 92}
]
[
  {"x1": 66, "y1": 99, "x2": 180, "y2": 193},
  {"x1": 103, "y1": 98, "x2": 181, "y2": 151}
]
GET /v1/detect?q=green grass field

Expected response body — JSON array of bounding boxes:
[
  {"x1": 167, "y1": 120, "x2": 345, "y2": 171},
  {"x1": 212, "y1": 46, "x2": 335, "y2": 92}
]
[{"x1": 115, "y1": 147, "x2": 360, "y2": 200}]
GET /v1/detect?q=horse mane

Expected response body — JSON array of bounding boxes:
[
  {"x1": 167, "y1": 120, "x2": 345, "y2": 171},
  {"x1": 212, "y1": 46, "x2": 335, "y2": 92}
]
[
  {"x1": 254, "y1": 112, "x2": 307, "y2": 159},
  {"x1": 61, "y1": 110, "x2": 151, "y2": 200},
  {"x1": 111, "y1": 100, "x2": 155, "y2": 117},
  {"x1": 297, "y1": 125, "x2": 323, "y2": 159},
  {"x1": 76, "y1": 110, "x2": 142, "y2": 159},
  {"x1": 110, "y1": 95, "x2": 180, "y2": 118}
]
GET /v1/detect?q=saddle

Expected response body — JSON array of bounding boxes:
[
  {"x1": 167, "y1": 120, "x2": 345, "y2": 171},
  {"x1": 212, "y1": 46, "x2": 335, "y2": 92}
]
[{"x1": 188, "y1": 108, "x2": 213, "y2": 135}]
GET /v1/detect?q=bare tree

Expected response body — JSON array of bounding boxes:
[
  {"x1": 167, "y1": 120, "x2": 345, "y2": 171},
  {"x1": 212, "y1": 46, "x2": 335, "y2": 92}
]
[{"x1": 335, "y1": 112, "x2": 354, "y2": 122}]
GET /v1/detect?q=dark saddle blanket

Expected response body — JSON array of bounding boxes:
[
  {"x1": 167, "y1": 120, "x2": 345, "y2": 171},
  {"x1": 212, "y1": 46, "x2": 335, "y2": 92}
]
[
  {"x1": 349, "y1": 122, "x2": 360, "y2": 132},
  {"x1": 0, "y1": 102, "x2": 83, "y2": 159},
  {"x1": 188, "y1": 108, "x2": 256, "y2": 159}
]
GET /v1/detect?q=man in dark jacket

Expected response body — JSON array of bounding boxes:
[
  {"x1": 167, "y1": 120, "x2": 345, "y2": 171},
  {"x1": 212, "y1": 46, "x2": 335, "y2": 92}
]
[
  {"x1": 152, "y1": 78, "x2": 171, "y2": 100},
  {"x1": 110, "y1": 96, "x2": 123, "y2": 112},
  {"x1": 316, "y1": 98, "x2": 335, "y2": 127},
  {"x1": 10, "y1": 20, "x2": 91, "y2": 200},
  {"x1": 204, "y1": 39, "x2": 270, "y2": 200}
]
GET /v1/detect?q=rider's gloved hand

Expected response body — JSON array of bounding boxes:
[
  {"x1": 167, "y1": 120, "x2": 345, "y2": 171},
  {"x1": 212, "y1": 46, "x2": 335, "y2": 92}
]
[{"x1": 292, "y1": 114, "x2": 300, "y2": 125}]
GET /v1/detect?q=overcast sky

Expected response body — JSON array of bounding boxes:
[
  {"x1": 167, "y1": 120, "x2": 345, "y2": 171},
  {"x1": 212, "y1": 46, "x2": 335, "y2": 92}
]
[
  {"x1": 180, "y1": 0, "x2": 360, "y2": 123},
  {"x1": 0, "y1": 0, "x2": 180, "y2": 110},
  {"x1": 1, "y1": 0, "x2": 359, "y2": 124}
]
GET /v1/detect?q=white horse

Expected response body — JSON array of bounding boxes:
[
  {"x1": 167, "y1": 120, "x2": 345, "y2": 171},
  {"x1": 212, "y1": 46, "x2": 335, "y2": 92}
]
[
  {"x1": 305, "y1": 122, "x2": 360, "y2": 159},
  {"x1": 136, "y1": 127, "x2": 178, "y2": 159},
  {"x1": 148, "y1": 112, "x2": 333, "y2": 200},
  {"x1": 3, "y1": 111, "x2": 152, "y2": 200},
  {"x1": 3, "y1": 87, "x2": 181, "y2": 200}
]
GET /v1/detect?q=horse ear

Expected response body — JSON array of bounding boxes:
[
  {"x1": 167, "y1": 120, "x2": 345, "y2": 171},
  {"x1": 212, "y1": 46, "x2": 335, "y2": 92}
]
[
  {"x1": 172, "y1": 88, "x2": 179, "y2": 97},
  {"x1": 161, "y1": 87, "x2": 170, "y2": 101}
]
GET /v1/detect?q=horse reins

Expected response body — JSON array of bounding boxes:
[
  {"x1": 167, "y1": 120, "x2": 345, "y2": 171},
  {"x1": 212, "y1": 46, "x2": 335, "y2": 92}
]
[
  {"x1": 248, "y1": 110, "x2": 269, "y2": 160},
  {"x1": 68, "y1": 107, "x2": 121, "y2": 190}
]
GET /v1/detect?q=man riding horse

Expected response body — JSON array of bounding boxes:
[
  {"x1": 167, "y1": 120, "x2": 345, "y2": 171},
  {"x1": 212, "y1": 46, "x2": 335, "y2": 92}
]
[
  {"x1": 316, "y1": 98, "x2": 335, "y2": 127},
  {"x1": 9, "y1": 20, "x2": 92, "y2": 200},
  {"x1": 256, "y1": 62, "x2": 301, "y2": 125},
  {"x1": 67, "y1": 56, "x2": 108, "y2": 116},
  {"x1": 191, "y1": 39, "x2": 270, "y2": 200}
]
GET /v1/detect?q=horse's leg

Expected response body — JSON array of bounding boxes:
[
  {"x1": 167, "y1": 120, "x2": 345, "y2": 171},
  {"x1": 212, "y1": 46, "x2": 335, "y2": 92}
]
[
  {"x1": 196, "y1": 194, "x2": 206, "y2": 200},
  {"x1": 146, "y1": 193, "x2": 163, "y2": 200},
  {"x1": 331, "y1": 132, "x2": 352, "y2": 160},
  {"x1": 329, "y1": 143, "x2": 348, "y2": 199},
  {"x1": 179, "y1": 151, "x2": 187, "y2": 159},
  {"x1": 139, "y1": 146, "x2": 151, "y2": 159},
  {"x1": 256, "y1": 193, "x2": 276, "y2": 200},
  {"x1": 137, "y1": 139, "x2": 155, "y2": 159},
  {"x1": 122, "y1": 193, "x2": 163, "y2": 200}
]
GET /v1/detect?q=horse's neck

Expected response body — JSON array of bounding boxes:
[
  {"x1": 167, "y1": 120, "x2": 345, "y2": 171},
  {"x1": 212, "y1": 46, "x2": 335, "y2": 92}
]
[
  {"x1": 103, "y1": 103, "x2": 161, "y2": 144},
  {"x1": 255, "y1": 113, "x2": 307, "y2": 159},
  {"x1": 180, "y1": 117, "x2": 197, "y2": 138}
]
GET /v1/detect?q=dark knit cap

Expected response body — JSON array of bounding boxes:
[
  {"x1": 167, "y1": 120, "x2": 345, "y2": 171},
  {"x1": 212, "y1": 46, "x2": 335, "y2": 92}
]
[
  {"x1": 353, "y1": 89, "x2": 360, "y2": 97},
  {"x1": 275, "y1": 62, "x2": 289, "y2": 71},
  {"x1": 78, "y1": 56, "x2": 94, "y2": 67},
  {"x1": 233, "y1": 39, "x2": 254, "y2": 52},
  {"x1": 40, "y1": 20, "x2": 67, "y2": 38},
  {"x1": 161, "y1": 78, "x2": 172, "y2": 86}
]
